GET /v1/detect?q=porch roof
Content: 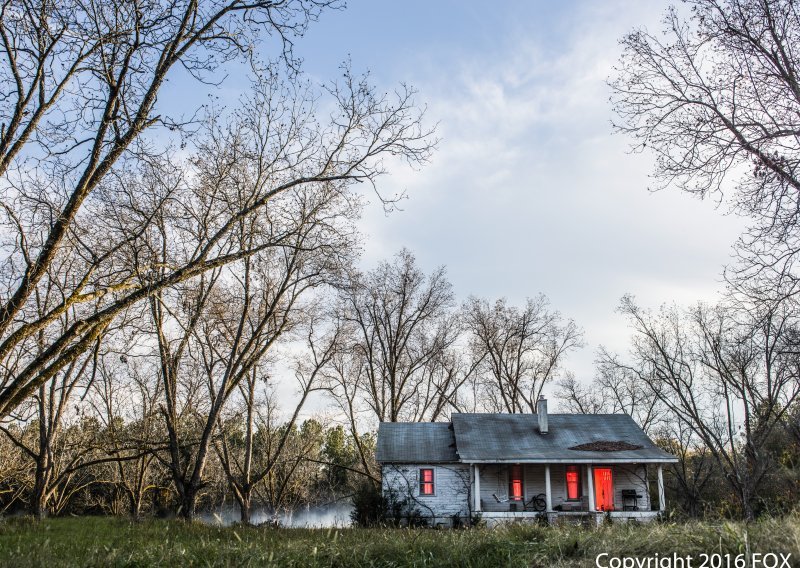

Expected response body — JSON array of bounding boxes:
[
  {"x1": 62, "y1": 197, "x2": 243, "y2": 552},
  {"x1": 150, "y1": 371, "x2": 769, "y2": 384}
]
[{"x1": 451, "y1": 413, "x2": 677, "y2": 463}]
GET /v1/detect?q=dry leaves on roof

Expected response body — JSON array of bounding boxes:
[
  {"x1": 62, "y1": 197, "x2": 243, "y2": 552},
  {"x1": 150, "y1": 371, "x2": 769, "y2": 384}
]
[{"x1": 568, "y1": 441, "x2": 644, "y2": 452}]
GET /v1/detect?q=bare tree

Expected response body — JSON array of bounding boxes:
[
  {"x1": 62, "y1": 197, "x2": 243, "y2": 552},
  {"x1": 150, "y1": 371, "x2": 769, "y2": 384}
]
[
  {"x1": 419, "y1": 348, "x2": 483, "y2": 418},
  {"x1": 605, "y1": 294, "x2": 800, "y2": 519},
  {"x1": 610, "y1": 0, "x2": 800, "y2": 291},
  {"x1": 90, "y1": 346, "x2": 167, "y2": 520},
  {"x1": 152, "y1": 261, "x2": 302, "y2": 519},
  {"x1": 0, "y1": 3, "x2": 434, "y2": 421},
  {"x1": 150, "y1": 155, "x2": 360, "y2": 520},
  {"x1": 0, "y1": 0, "x2": 334, "y2": 346},
  {"x1": 555, "y1": 373, "x2": 609, "y2": 415},
  {"x1": 464, "y1": 296, "x2": 583, "y2": 414},
  {"x1": 0, "y1": 248, "x2": 107, "y2": 518},
  {"x1": 332, "y1": 249, "x2": 459, "y2": 424},
  {"x1": 255, "y1": 417, "x2": 326, "y2": 518},
  {"x1": 0, "y1": 425, "x2": 28, "y2": 513},
  {"x1": 1, "y1": 352, "x2": 97, "y2": 518},
  {"x1": 215, "y1": 318, "x2": 340, "y2": 524},
  {"x1": 323, "y1": 337, "x2": 378, "y2": 480},
  {"x1": 657, "y1": 421, "x2": 717, "y2": 517},
  {"x1": 557, "y1": 360, "x2": 666, "y2": 434}
]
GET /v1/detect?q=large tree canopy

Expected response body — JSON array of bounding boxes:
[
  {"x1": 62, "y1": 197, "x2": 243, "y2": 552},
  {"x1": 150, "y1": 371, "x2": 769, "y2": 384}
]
[
  {"x1": 0, "y1": 1, "x2": 434, "y2": 420},
  {"x1": 611, "y1": 0, "x2": 800, "y2": 292}
]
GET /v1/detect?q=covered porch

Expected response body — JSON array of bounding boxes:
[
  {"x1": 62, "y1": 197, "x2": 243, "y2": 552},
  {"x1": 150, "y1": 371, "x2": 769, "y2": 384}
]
[{"x1": 469, "y1": 461, "x2": 668, "y2": 525}]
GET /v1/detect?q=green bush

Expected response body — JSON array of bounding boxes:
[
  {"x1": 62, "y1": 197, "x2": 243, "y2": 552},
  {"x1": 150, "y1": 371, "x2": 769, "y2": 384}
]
[{"x1": 350, "y1": 481, "x2": 385, "y2": 527}]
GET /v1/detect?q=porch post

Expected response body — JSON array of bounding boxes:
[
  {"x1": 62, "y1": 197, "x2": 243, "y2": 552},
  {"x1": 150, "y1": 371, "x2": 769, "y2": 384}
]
[
  {"x1": 657, "y1": 464, "x2": 665, "y2": 512},
  {"x1": 586, "y1": 464, "x2": 595, "y2": 511},
  {"x1": 544, "y1": 464, "x2": 553, "y2": 512},
  {"x1": 473, "y1": 464, "x2": 481, "y2": 512}
]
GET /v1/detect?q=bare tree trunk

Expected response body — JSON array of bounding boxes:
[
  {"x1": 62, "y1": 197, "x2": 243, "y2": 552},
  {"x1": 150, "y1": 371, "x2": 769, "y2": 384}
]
[
  {"x1": 238, "y1": 490, "x2": 253, "y2": 525},
  {"x1": 180, "y1": 488, "x2": 198, "y2": 522},
  {"x1": 741, "y1": 492, "x2": 754, "y2": 522},
  {"x1": 31, "y1": 454, "x2": 51, "y2": 519},
  {"x1": 126, "y1": 488, "x2": 141, "y2": 521}
]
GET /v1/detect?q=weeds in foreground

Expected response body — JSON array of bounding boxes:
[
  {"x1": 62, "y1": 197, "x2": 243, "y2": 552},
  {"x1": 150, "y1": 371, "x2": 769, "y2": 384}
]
[{"x1": 0, "y1": 514, "x2": 797, "y2": 567}]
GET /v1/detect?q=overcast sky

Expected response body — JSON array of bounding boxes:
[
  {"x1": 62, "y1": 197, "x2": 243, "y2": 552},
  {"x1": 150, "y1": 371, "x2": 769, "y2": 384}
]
[{"x1": 273, "y1": 0, "x2": 745, "y2": 391}]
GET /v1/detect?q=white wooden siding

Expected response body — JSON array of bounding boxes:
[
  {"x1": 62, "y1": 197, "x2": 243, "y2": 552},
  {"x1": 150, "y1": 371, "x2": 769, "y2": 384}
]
[
  {"x1": 381, "y1": 463, "x2": 471, "y2": 522},
  {"x1": 611, "y1": 464, "x2": 651, "y2": 511}
]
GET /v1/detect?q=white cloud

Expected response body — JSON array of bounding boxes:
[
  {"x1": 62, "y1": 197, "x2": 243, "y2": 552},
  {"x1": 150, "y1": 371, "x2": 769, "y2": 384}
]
[{"x1": 354, "y1": 0, "x2": 746, "y2": 384}]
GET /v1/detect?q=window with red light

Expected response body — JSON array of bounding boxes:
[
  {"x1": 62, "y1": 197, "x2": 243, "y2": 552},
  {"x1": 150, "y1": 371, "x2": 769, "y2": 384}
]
[
  {"x1": 419, "y1": 469, "x2": 434, "y2": 495},
  {"x1": 509, "y1": 464, "x2": 524, "y2": 501},
  {"x1": 566, "y1": 465, "x2": 581, "y2": 500}
]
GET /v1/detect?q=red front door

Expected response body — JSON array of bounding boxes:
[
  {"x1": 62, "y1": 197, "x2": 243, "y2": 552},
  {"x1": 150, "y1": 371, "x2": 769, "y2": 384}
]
[{"x1": 594, "y1": 468, "x2": 614, "y2": 511}]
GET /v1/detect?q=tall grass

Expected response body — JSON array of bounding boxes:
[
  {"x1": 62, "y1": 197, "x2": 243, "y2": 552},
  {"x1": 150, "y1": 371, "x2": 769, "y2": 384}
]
[{"x1": 0, "y1": 515, "x2": 798, "y2": 567}]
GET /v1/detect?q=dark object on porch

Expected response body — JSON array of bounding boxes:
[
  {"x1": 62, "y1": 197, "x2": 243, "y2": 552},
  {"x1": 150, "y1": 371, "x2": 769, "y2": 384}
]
[
  {"x1": 621, "y1": 489, "x2": 643, "y2": 511},
  {"x1": 568, "y1": 440, "x2": 644, "y2": 452},
  {"x1": 556, "y1": 495, "x2": 590, "y2": 512},
  {"x1": 524, "y1": 493, "x2": 547, "y2": 512},
  {"x1": 492, "y1": 492, "x2": 547, "y2": 512}
]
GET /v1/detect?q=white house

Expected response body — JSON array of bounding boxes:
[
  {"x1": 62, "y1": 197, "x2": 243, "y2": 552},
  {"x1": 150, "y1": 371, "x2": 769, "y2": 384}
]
[{"x1": 375, "y1": 397, "x2": 678, "y2": 527}]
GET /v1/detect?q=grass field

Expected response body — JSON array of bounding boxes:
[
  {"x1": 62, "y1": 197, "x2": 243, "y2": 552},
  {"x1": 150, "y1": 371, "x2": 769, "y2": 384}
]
[{"x1": 0, "y1": 515, "x2": 798, "y2": 567}]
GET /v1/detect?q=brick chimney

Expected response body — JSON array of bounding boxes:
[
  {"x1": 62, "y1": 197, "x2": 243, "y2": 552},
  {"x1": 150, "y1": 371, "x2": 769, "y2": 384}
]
[{"x1": 537, "y1": 395, "x2": 548, "y2": 434}]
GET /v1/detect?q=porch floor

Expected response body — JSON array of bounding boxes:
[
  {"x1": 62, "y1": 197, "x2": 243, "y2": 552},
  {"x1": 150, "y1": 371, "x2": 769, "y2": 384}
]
[{"x1": 479, "y1": 510, "x2": 660, "y2": 527}]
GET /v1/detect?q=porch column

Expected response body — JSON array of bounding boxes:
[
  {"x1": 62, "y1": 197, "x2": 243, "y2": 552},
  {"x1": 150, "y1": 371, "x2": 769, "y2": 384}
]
[
  {"x1": 473, "y1": 464, "x2": 481, "y2": 512},
  {"x1": 657, "y1": 464, "x2": 665, "y2": 512},
  {"x1": 586, "y1": 464, "x2": 595, "y2": 511},
  {"x1": 544, "y1": 464, "x2": 553, "y2": 512}
]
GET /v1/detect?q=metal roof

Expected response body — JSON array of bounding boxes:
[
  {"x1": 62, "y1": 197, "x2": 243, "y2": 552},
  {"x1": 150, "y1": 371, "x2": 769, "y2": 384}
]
[
  {"x1": 376, "y1": 422, "x2": 458, "y2": 463},
  {"x1": 450, "y1": 413, "x2": 677, "y2": 464}
]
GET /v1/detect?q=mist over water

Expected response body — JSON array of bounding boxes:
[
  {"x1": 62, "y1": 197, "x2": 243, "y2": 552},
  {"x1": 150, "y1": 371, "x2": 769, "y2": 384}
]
[{"x1": 199, "y1": 503, "x2": 354, "y2": 528}]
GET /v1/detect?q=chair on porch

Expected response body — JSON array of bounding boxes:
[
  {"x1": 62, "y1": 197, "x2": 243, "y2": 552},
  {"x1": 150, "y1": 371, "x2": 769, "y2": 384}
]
[
  {"x1": 493, "y1": 493, "x2": 526, "y2": 513},
  {"x1": 493, "y1": 493, "x2": 518, "y2": 512},
  {"x1": 492, "y1": 493, "x2": 508, "y2": 504}
]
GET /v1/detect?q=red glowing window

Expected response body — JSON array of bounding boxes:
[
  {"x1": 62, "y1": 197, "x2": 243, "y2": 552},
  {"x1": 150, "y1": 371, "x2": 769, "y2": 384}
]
[
  {"x1": 420, "y1": 469, "x2": 434, "y2": 495},
  {"x1": 509, "y1": 465, "x2": 524, "y2": 501},
  {"x1": 566, "y1": 465, "x2": 581, "y2": 500}
]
